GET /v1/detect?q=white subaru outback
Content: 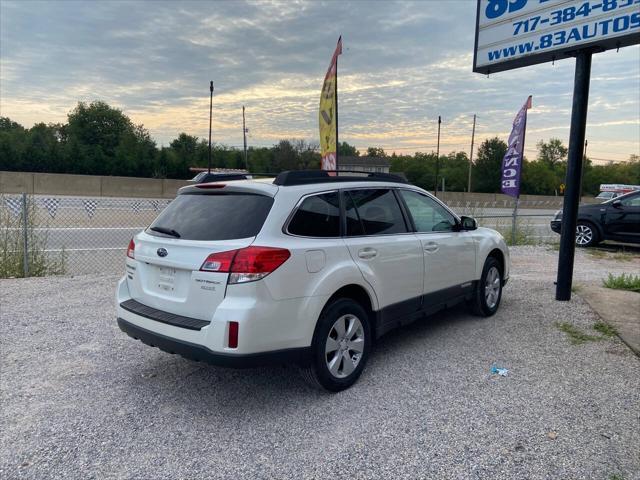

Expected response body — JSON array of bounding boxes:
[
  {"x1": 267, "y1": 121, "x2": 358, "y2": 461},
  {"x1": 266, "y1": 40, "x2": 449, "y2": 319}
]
[{"x1": 116, "y1": 170, "x2": 509, "y2": 391}]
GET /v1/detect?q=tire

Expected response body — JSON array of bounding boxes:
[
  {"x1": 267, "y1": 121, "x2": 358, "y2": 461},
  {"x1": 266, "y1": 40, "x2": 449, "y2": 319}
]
[
  {"x1": 300, "y1": 298, "x2": 371, "y2": 392},
  {"x1": 471, "y1": 256, "x2": 503, "y2": 317},
  {"x1": 575, "y1": 221, "x2": 600, "y2": 248}
]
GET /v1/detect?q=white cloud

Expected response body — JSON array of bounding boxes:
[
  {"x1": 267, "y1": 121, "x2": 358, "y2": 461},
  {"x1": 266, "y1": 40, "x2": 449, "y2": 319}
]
[{"x1": 0, "y1": 0, "x2": 638, "y2": 161}]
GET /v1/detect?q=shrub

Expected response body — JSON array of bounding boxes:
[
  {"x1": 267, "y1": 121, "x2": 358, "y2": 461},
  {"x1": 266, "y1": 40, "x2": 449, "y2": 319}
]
[{"x1": 602, "y1": 273, "x2": 640, "y2": 293}]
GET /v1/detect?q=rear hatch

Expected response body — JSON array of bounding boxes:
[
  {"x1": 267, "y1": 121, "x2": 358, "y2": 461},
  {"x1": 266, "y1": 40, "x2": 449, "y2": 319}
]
[{"x1": 126, "y1": 189, "x2": 275, "y2": 321}]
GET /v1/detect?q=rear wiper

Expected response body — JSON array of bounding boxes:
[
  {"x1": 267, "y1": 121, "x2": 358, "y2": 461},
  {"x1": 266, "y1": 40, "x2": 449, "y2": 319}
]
[{"x1": 149, "y1": 226, "x2": 181, "y2": 238}]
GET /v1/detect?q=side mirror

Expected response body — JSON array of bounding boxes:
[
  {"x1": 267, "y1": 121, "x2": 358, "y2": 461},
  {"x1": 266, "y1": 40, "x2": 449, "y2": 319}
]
[
  {"x1": 612, "y1": 200, "x2": 622, "y2": 208},
  {"x1": 459, "y1": 216, "x2": 477, "y2": 231}
]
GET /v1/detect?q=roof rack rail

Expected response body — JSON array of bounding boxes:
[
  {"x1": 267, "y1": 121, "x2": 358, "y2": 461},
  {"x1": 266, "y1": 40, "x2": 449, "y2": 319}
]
[{"x1": 273, "y1": 170, "x2": 407, "y2": 186}]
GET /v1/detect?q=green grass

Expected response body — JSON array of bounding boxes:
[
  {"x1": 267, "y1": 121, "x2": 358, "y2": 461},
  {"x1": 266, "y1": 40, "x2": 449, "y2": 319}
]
[
  {"x1": 609, "y1": 474, "x2": 624, "y2": 480},
  {"x1": 556, "y1": 321, "x2": 620, "y2": 345},
  {"x1": 555, "y1": 322, "x2": 603, "y2": 345},
  {"x1": 593, "y1": 321, "x2": 618, "y2": 338},
  {"x1": 602, "y1": 273, "x2": 640, "y2": 293},
  {"x1": 495, "y1": 219, "x2": 539, "y2": 246}
]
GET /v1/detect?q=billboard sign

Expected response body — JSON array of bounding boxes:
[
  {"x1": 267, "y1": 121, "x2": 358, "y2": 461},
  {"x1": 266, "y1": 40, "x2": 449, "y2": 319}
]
[{"x1": 474, "y1": 0, "x2": 640, "y2": 74}]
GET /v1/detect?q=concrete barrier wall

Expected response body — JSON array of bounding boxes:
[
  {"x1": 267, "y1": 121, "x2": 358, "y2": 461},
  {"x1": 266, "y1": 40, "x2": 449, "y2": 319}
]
[
  {"x1": 0, "y1": 170, "x2": 599, "y2": 205},
  {"x1": 437, "y1": 191, "x2": 599, "y2": 207},
  {"x1": 34, "y1": 172, "x2": 102, "y2": 197},
  {"x1": 0, "y1": 171, "x2": 189, "y2": 198},
  {"x1": 0, "y1": 171, "x2": 34, "y2": 194}
]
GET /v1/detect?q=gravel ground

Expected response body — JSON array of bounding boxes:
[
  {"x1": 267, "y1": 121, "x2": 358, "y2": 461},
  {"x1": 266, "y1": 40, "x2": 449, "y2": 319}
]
[{"x1": 1, "y1": 246, "x2": 638, "y2": 480}]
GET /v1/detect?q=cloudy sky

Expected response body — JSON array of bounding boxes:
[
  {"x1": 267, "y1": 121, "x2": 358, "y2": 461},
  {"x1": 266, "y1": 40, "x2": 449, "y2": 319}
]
[{"x1": 1, "y1": 0, "x2": 639, "y2": 163}]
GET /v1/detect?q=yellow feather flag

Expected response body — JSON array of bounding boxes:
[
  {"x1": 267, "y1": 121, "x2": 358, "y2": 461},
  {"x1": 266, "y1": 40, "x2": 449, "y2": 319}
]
[{"x1": 319, "y1": 36, "x2": 342, "y2": 171}]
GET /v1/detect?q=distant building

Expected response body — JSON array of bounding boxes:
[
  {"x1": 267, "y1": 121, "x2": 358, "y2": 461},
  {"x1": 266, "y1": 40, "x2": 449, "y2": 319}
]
[{"x1": 337, "y1": 156, "x2": 391, "y2": 174}]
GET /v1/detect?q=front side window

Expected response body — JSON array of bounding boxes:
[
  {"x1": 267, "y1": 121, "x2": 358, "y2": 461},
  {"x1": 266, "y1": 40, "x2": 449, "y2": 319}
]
[
  {"x1": 347, "y1": 189, "x2": 408, "y2": 235},
  {"x1": 620, "y1": 192, "x2": 640, "y2": 207},
  {"x1": 288, "y1": 191, "x2": 340, "y2": 237},
  {"x1": 400, "y1": 190, "x2": 457, "y2": 232}
]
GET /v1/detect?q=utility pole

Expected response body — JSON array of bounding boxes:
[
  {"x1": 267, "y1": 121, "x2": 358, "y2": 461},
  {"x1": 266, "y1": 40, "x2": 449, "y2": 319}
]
[
  {"x1": 242, "y1": 106, "x2": 248, "y2": 170},
  {"x1": 208, "y1": 81, "x2": 214, "y2": 174},
  {"x1": 434, "y1": 115, "x2": 441, "y2": 197},
  {"x1": 468, "y1": 114, "x2": 476, "y2": 193}
]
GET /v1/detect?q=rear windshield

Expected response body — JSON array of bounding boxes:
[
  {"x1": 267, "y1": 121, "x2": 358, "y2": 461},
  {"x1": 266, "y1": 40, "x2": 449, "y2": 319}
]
[{"x1": 147, "y1": 193, "x2": 274, "y2": 241}]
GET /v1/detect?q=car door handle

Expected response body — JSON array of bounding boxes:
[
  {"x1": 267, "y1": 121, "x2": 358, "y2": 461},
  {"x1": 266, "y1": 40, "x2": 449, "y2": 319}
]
[
  {"x1": 358, "y1": 248, "x2": 378, "y2": 260},
  {"x1": 423, "y1": 242, "x2": 439, "y2": 253}
]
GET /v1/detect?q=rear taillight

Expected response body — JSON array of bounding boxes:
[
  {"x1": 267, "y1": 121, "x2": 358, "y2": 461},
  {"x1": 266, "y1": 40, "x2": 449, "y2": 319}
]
[
  {"x1": 200, "y1": 249, "x2": 237, "y2": 272},
  {"x1": 127, "y1": 238, "x2": 135, "y2": 259},
  {"x1": 200, "y1": 246, "x2": 290, "y2": 284}
]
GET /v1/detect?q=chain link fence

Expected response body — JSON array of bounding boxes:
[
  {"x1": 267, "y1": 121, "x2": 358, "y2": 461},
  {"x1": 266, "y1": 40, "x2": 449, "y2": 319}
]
[
  {"x1": 1, "y1": 194, "x2": 172, "y2": 277},
  {"x1": 446, "y1": 198, "x2": 560, "y2": 245},
  {"x1": 1, "y1": 193, "x2": 561, "y2": 278}
]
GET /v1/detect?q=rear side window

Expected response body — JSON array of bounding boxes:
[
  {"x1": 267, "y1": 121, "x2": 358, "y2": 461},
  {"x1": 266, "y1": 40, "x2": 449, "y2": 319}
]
[
  {"x1": 347, "y1": 189, "x2": 408, "y2": 235},
  {"x1": 147, "y1": 193, "x2": 273, "y2": 241},
  {"x1": 288, "y1": 192, "x2": 340, "y2": 237}
]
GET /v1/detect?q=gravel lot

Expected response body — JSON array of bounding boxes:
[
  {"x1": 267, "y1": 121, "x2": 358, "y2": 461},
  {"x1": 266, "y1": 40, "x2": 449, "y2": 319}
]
[{"x1": 1, "y1": 246, "x2": 638, "y2": 479}]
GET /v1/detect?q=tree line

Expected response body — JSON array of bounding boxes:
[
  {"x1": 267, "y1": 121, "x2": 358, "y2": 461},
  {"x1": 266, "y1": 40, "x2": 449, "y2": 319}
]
[{"x1": 1, "y1": 101, "x2": 638, "y2": 196}]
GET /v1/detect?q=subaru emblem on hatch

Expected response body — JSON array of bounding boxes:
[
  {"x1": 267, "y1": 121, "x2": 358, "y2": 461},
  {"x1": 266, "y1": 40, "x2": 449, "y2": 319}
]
[{"x1": 157, "y1": 248, "x2": 168, "y2": 257}]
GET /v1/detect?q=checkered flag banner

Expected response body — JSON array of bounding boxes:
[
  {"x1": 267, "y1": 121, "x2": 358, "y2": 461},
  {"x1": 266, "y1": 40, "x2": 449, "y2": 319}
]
[
  {"x1": 41, "y1": 198, "x2": 60, "y2": 218},
  {"x1": 4, "y1": 197, "x2": 22, "y2": 218},
  {"x1": 150, "y1": 200, "x2": 160, "y2": 211},
  {"x1": 83, "y1": 199, "x2": 98, "y2": 219},
  {"x1": 132, "y1": 201, "x2": 141, "y2": 213}
]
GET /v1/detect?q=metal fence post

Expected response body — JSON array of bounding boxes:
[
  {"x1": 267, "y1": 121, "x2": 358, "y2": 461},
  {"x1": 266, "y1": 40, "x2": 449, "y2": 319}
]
[
  {"x1": 21, "y1": 192, "x2": 29, "y2": 277},
  {"x1": 511, "y1": 197, "x2": 519, "y2": 245}
]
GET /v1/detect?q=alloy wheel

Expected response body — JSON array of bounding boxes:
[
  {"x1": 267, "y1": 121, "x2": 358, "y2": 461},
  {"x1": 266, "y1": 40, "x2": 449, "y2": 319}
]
[
  {"x1": 485, "y1": 266, "x2": 501, "y2": 309},
  {"x1": 325, "y1": 314, "x2": 365, "y2": 378},
  {"x1": 575, "y1": 224, "x2": 593, "y2": 246}
]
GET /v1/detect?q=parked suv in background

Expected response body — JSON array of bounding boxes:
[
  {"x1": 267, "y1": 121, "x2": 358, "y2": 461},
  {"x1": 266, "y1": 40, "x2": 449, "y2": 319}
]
[
  {"x1": 551, "y1": 190, "x2": 640, "y2": 247},
  {"x1": 116, "y1": 171, "x2": 510, "y2": 391}
]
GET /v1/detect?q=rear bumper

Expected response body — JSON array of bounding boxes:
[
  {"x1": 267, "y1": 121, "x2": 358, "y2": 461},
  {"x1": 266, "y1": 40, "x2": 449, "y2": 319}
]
[
  {"x1": 116, "y1": 275, "x2": 328, "y2": 355},
  {"x1": 550, "y1": 220, "x2": 562, "y2": 234},
  {"x1": 117, "y1": 318, "x2": 312, "y2": 368}
]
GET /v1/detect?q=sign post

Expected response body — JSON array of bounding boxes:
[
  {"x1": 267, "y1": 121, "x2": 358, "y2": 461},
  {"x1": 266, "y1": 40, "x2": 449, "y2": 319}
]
[
  {"x1": 556, "y1": 49, "x2": 592, "y2": 300},
  {"x1": 474, "y1": 0, "x2": 639, "y2": 301}
]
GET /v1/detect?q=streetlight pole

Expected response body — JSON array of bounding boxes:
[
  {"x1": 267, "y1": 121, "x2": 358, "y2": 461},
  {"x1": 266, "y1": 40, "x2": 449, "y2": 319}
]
[
  {"x1": 208, "y1": 81, "x2": 214, "y2": 174},
  {"x1": 242, "y1": 106, "x2": 248, "y2": 170}
]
